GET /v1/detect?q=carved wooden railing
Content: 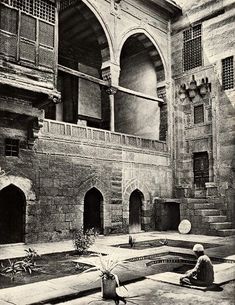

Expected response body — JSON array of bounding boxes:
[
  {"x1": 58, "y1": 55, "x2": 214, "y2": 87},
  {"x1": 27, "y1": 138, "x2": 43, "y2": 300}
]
[{"x1": 41, "y1": 119, "x2": 168, "y2": 152}]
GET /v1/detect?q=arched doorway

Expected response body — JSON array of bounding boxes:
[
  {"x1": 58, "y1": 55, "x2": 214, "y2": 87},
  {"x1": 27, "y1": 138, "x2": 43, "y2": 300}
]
[
  {"x1": 83, "y1": 187, "x2": 103, "y2": 234},
  {"x1": 129, "y1": 190, "x2": 143, "y2": 233},
  {"x1": 0, "y1": 184, "x2": 26, "y2": 244}
]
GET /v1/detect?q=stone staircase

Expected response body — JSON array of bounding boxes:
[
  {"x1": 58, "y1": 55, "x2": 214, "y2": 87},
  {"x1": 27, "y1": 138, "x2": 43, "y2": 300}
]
[{"x1": 185, "y1": 198, "x2": 235, "y2": 236}]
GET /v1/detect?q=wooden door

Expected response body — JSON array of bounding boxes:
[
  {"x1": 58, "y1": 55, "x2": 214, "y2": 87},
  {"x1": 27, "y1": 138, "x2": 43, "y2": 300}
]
[
  {"x1": 129, "y1": 190, "x2": 142, "y2": 233},
  {"x1": 193, "y1": 152, "x2": 209, "y2": 188},
  {"x1": 83, "y1": 188, "x2": 103, "y2": 234},
  {"x1": 0, "y1": 185, "x2": 25, "y2": 244}
]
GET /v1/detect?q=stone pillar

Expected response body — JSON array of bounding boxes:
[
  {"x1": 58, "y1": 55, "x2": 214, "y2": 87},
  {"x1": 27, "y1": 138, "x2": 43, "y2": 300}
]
[{"x1": 106, "y1": 87, "x2": 117, "y2": 132}]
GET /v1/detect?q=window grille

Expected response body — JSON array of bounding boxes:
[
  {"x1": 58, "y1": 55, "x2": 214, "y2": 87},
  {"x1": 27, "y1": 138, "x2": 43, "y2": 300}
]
[
  {"x1": 0, "y1": 4, "x2": 18, "y2": 34},
  {"x1": 39, "y1": 20, "x2": 54, "y2": 47},
  {"x1": 5, "y1": 139, "x2": 19, "y2": 156},
  {"x1": 183, "y1": 24, "x2": 202, "y2": 71},
  {"x1": 12, "y1": 0, "x2": 32, "y2": 14},
  {"x1": 194, "y1": 105, "x2": 204, "y2": 124},
  {"x1": 0, "y1": 31, "x2": 17, "y2": 58},
  {"x1": 20, "y1": 41, "x2": 36, "y2": 63},
  {"x1": 35, "y1": 0, "x2": 55, "y2": 23},
  {"x1": 1, "y1": 0, "x2": 55, "y2": 23},
  {"x1": 20, "y1": 14, "x2": 36, "y2": 41},
  {"x1": 39, "y1": 46, "x2": 54, "y2": 68},
  {"x1": 222, "y1": 56, "x2": 234, "y2": 90}
]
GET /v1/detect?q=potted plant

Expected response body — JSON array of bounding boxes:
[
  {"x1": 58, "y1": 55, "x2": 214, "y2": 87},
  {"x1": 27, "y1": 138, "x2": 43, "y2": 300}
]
[
  {"x1": 82, "y1": 253, "x2": 128, "y2": 302},
  {"x1": 71, "y1": 227, "x2": 98, "y2": 255}
]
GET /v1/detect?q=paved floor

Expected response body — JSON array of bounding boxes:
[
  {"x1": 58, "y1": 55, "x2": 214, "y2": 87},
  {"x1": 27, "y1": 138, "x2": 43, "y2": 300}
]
[
  {"x1": 0, "y1": 231, "x2": 234, "y2": 305},
  {"x1": 48, "y1": 278, "x2": 235, "y2": 305}
]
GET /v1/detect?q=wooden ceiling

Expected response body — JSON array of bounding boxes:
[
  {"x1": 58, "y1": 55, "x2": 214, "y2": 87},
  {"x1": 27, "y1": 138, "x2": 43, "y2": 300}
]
[{"x1": 59, "y1": 1, "x2": 100, "y2": 52}]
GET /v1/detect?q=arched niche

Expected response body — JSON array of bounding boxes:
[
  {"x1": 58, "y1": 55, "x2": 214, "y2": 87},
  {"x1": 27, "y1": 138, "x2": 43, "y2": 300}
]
[
  {"x1": 0, "y1": 184, "x2": 26, "y2": 244},
  {"x1": 83, "y1": 187, "x2": 104, "y2": 234}
]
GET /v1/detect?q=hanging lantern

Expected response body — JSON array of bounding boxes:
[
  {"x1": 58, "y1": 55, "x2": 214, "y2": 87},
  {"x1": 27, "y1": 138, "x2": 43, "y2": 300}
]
[
  {"x1": 188, "y1": 75, "x2": 197, "y2": 99},
  {"x1": 179, "y1": 84, "x2": 187, "y2": 100},
  {"x1": 199, "y1": 78, "x2": 207, "y2": 96}
]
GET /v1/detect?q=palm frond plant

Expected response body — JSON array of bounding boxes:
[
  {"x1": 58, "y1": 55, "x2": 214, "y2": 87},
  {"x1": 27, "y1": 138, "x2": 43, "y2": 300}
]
[
  {"x1": 24, "y1": 248, "x2": 40, "y2": 264},
  {"x1": 1, "y1": 260, "x2": 22, "y2": 281},
  {"x1": 81, "y1": 253, "x2": 129, "y2": 300}
]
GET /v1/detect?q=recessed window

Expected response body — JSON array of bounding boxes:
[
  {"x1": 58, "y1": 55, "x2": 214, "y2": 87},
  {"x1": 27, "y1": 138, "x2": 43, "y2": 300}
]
[
  {"x1": 222, "y1": 56, "x2": 234, "y2": 90},
  {"x1": 183, "y1": 24, "x2": 202, "y2": 71},
  {"x1": 194, "y1": 105, "x2": 204, "y2": 124},
  {"x1": 5, "y1": 138, "x2": 19, "y2": 156}
]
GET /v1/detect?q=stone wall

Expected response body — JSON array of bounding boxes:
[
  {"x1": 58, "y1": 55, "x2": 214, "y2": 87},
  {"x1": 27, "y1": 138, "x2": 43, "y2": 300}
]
[
  {"x1": 0, "y1": 125, "x2": 172, "y2": 243},
  {"x1": 171, "y1": 0, "x2": 235, "y2": 222}
]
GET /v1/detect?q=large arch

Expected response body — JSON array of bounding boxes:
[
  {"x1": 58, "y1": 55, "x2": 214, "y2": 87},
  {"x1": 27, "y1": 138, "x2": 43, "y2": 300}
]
[
  {"x1": 115, "y1": 30, "x2": 166, "y2": 140},
  {"x1": 116, "y1": 28, "x2": 167, "y2": 78},
  {"x1": 59, "y1": 0, "x2": 114, "y2": 63},
  {"x1": 0, "y1": 184, "x2": 26, "y2": 244},
  {"x1": 53, "y1": 0, "x2": 114, "y2": 127}
]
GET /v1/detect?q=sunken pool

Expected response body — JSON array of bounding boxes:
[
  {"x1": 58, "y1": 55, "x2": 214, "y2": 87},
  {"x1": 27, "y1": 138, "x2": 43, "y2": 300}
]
[{"x1": 113, "y1": 239, "x2": 221, "y2": 250}]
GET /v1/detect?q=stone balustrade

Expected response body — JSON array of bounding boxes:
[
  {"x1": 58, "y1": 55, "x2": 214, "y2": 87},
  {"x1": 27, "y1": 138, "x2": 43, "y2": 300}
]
[{"x1": 41, "y1": 119, "x2": 168, "y2": 152}]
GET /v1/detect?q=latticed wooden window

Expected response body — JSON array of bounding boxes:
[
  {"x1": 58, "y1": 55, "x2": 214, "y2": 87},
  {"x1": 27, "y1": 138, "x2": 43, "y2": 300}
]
[
  {"x1": 0, "y1": 4, "x2": 18, "y2": 59},
  {"x1": 1, "y1": 0, "x2": 55, "y2": 23},
  {"x1": 194, "y1": 104, "x2": 204, "y2": 124},
  {"x1": 183, "y1": 24, "x2": 202, "y2": 71},
  {"x1": 0, "y1": 1, "x2": 55, "y2": 68},
  {"x1": 5, "y1": 139, "x2": 19, "y2": 157},
  {"x1": 34, "y1": 0, "x2": 55, "y2": 23},
  {"x1": 222, "y1": 56, "x2": 234, "y2": 90}
]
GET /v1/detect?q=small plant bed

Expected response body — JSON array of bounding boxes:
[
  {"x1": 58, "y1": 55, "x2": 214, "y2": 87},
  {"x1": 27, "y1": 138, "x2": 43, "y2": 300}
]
[
  {"x1": 0, "y1": 250, "x2": 93, "y2": 289},
  {"x1": 0, "y1": 227, "x2": 99, "y2": 289},
  {"x1": 113, "y1": 239, "x2": 220, "y2": 250}
]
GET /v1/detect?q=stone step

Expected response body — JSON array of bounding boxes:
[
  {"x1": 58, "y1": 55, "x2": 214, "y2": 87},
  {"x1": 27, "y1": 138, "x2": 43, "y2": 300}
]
[
  {"x1": 197, "y1": 209, "x2": 221, "y2": 216},
  {"x1": 186, "y1": 198, "x2": 208, "y2": 203},
  {"x1": 193, "y1": 203, "x2": 215, "y2": 209},
  {"x1": 210, "y1": 222, "x2": 233, "y2": 230},
  {"x1": 217, "y1": 229, "x2": 235, "y2": 237},
  {"x1": 204, "y1": 215, "x2": 227, "y2": 223}
]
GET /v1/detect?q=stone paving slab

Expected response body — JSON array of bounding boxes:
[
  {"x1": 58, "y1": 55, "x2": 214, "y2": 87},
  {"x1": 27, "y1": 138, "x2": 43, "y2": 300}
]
[
  {"x1": 0, "y1": 232, "x2": 234, "y2": 305},
  {"x1": 147, "y1": 272, "x2": 209, "y2": 291}
]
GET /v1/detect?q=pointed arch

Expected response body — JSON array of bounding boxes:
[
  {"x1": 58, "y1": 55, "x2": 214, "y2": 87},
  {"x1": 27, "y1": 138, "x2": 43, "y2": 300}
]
[
  {"x1": 0, "y1": 184, "x2": 26, "y2": 244},
  {"x1": 117, "y1": 27, "x2": 167, "y2": 79},
  {"x1": 59, "y1": 0, "x2": 114, "y2": 64},
  {"x1": 74, "y1": 177, "x2": 111, "y2": 231},
  {"x1": 84, "y1": 187, "x2": 104, "y2": 233}
]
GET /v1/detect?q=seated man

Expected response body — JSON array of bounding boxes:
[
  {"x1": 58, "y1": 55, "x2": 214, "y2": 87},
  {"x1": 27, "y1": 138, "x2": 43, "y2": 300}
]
[{"x1": 180, "y1": 244, "x2": 214, "y2": 286}]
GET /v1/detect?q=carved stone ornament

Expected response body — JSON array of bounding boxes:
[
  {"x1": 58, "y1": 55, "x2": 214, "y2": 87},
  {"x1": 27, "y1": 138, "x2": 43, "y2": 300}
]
[
  {"x1": 106, "y1": 86, "x2": 118, "y2": 95},
  {"x1": 179, "y1": 75, "x2": 211, "y2": 101},
  {"x1": 48, "y1": 94, "x2": 61, "y2": 104}
]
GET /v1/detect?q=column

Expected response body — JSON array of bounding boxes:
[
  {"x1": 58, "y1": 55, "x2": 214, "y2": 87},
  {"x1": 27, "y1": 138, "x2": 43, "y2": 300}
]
[{"x1": 106, "y1": 87, "x2": 117, "y2": 132}]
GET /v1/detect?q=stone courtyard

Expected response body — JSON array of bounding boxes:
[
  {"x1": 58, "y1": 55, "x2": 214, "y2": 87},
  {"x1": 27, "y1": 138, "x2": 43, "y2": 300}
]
[
  {"x1": 0, "y1": 231, "x2": 234, "y2": 305},
  {"x1": 0, "y1": 0, "x2": 235, "y2": 304}
]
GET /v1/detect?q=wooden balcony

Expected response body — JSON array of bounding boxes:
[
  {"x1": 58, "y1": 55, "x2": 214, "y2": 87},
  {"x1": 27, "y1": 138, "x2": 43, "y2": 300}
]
[{"x1": 41, "y1": 119, "x2": 168, "y2": 153}]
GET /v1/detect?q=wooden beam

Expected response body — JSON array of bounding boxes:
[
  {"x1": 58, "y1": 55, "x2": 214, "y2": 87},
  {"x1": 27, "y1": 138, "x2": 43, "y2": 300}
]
[
  {"x1": 58, "y1": 65, "x2": 165, "y2": 103},
  {"x1": 116, "y1": 85, "x2": 164, "y2": 104},
  {"x1": 58, "y1": 64, "x2": 108, "y2": 86}
]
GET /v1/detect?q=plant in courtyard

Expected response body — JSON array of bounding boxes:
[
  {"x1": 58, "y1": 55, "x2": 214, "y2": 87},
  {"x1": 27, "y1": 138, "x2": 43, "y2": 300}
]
[
  {"x1": 0, "y1": 248, "x2": 41, "y2": 280},
  {"x1": 82, "y1": 253, "x2": 128, "y2": 303},
  {"x1": 71, "y1": 227, "x2": 97, "y2": 254},
  {"x1": 24, "y1": 248, "x2": 40, "y2": 264},
  {"x1": 1, "y1": 260, "x2": 22, "y2": 281}
]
